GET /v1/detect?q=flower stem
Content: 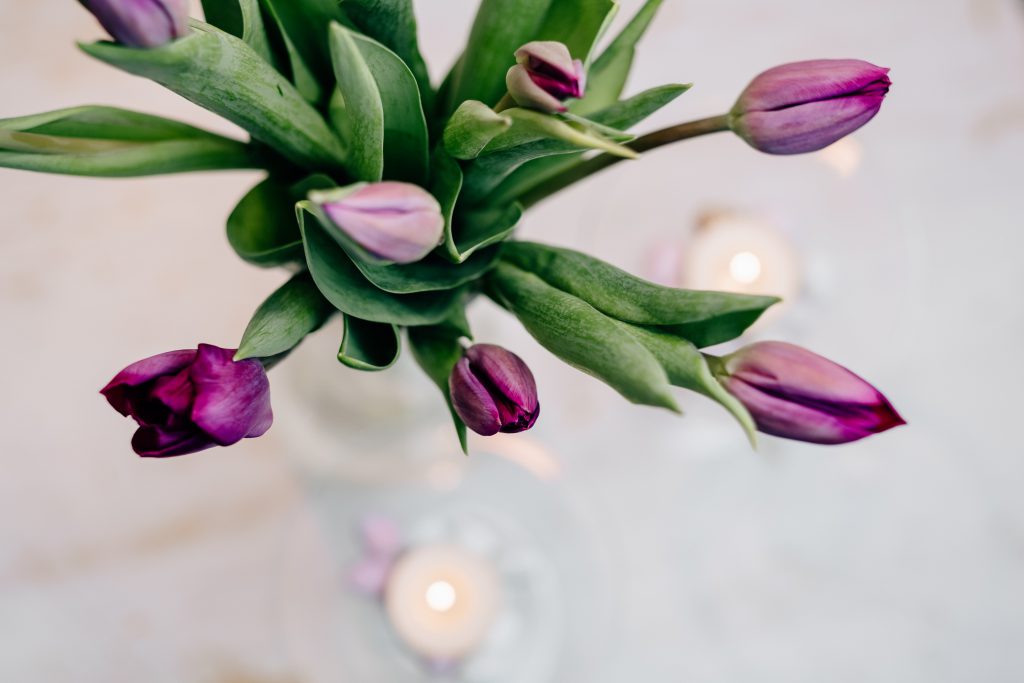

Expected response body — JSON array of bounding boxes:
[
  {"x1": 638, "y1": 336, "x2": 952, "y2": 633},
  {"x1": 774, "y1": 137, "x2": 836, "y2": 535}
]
[{"x1": 518, "y1": 114, "x2": 731, "y2": 209}]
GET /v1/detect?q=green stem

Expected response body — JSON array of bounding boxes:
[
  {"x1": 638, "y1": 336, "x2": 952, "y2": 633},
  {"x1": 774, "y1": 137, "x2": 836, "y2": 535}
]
[{"x1": 518, "y1": 113, "x2": 731, "y2": 209}]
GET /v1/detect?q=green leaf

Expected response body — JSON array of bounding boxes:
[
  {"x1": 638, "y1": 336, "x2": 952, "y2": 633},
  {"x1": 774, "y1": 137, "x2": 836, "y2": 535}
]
[
  {"x1": 80, "y1": 21, "x2": 347, "y2": 171},
  {"x1": 487, "y1": 83, "x2": 689, "y2": 203},
  {"x1": 488, "y1": 261, "x2": 679, "y2": 411},
  {"x1": 502, "y1": 241, "x2": 778, "y2": 347},
  {"x1": 228, "y1": 175, "x2": 335, "y2": 267},
  {"x1": 536, "y1": 0, "x2": 618, "y2": 64},
  {"x1": 236, "y1": 272, "x2": 336, "y2": 360},
  {"x1": 452, "y1": 202, "x2": 524, "y2": 262},
  {"x1": 461, "y1": 107, "x2": 638, "y2": 202},
  {"x1": 259, "y1": 0, "x2": 324, "y2": 103},
  {"x1": 443, "y1": 0, "x2": 555, "y2": 115},
  {"x1": 443, "y1": 101, "x2": 512, "y2": 160},
  {"x1": 341, "y1": 0, "x2": 434, "y2": 112},
  {"x1": 408, "y1": 325, "x2": 469, "y2": 453},
  {"x1": 574, "y1": 0, "x2": 663, "y2": 115},
  {"x1": 200, "y1": 0, "x2": 276, "y2": 66},
  {"x1": 339, "y1": 316, "x2": 401, "y2": 370},
  {"x1": 0, "y1": 105, "x2": 256, "y2": 177},
  {"x1": 300, "y1": 208, "x2": 466, "y2": 326},
  {"x1": 620, "y1": 324, "x2": 757, "y2": 446},
  {"x1": 328, "y1": 23, "x2": 429, "y2": 183},
  {"x1": 297, "y1": 199, "x2": 501, "y2": 293}
]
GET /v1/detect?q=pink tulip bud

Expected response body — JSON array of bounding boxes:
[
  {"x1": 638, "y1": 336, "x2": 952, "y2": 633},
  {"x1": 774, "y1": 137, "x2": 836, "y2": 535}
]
[
  {"x1": 718, "y1": 342, "x2": 904, "y2": 444},
  {"x1": 79, "y1": 0, "x2": 190, "y2": 48},
  {"x1": 505, "y1": 41, "x2": 585, "y2": 113},
  {"x1": 449, "y1": 344, "x2": 540, "y2": 436},
  {"x1": 729, "y1": 59, "x2": 891, "y2": 155},
  {"x1": 316, "y1": 182, "x2": 445, "y2": 264}
]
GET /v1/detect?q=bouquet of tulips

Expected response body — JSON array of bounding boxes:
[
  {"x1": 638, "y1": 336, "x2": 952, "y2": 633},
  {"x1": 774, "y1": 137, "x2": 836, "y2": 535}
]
[{"x1": 1, "y1": 0, "x2": 904, "y2": 457}]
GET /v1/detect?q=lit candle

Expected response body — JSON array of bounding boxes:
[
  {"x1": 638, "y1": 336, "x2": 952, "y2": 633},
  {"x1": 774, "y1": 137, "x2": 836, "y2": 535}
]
[
  {"x1": 384, "y1": 544, "x2": 502, "y2": 660},
  {"x1": 681, "y1": 212, "x2": 800, "y2": 303}
]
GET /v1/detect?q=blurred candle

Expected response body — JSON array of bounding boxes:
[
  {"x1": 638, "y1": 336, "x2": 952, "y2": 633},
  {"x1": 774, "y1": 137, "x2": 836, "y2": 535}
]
[
  {"x1": 384, "y1": 544, "x2": 502, "y2": 660},
  {"x1": 681, "y1": 213, "x2": 801, "y2": 303}
]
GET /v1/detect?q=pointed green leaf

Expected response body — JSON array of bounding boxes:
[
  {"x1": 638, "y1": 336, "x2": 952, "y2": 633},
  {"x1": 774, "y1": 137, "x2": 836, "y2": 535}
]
[
  {"x1": 574, "y1": 0, "x2": 664, "y2": 114},
  {"x1": 443, "y1": 0, "x2": 555, "y2": 115},
  {"x1": 0, "y1": 105, "x2": 257, "y2": 176},
  {"x1": 620, "y1": 324, "x2": 757, "y2": 446},
  {"x1": 80, "y1": 21, "x2": 347, "y2": 171},
  {"x1": 462, "y1": 107, "x2": 637, "y2": 202},
  {"x1": 328, "y1": 23, "x2": 429, "y2": 183},
  {"x1": 236, "y1": 272, "x2": 337, "y2": 360},
  {"x1": 488, "y1": 262, "x2": 679, "y2": 411},
  {"x1": 536, "y1": 0, "x2": 618, "y2": 64},
  {"x1": 339, "y1": 316, "x2": 401, "y2": 370},
  {"x1": 443, "y1": 100, "x2": 512, "y2": 160},
  {"x1": 259, "y1": 0, "x2": 324, "y2": 103},
  {"x1": 228, "y1": 175, "x2": 335, "y2": 267},
  {"x1": 300, "y1": 209, "x2": 465, "y2": 326},
  {"x1": 342, "y1": 0, "x2": 434, "y2": 111},
  {"x1": 200, "y1": 0, "x2": 276, "y2": 65},
  {"x1": 501, "y1": 241, "x2": 778, "y2": 347},
  {"x1": 487, "y1": 83, "x2": 689, "y2": 203},
  {"x1": 408, "y1": 325, "x2": 469, "y2": 453}
]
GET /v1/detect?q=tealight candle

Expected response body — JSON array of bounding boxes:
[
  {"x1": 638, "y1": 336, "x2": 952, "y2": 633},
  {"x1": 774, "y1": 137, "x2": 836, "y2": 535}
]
[
  {"x1": 681, "y1": 213, "x2": 800, "y2": 304},
  {"x1": 384, "y1": 544, "x2": 502, "y2": 660}
]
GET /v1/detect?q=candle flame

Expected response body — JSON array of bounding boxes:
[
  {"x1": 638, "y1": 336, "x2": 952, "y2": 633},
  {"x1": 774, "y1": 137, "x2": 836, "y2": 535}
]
[
  {"x1": 425, "y1": 580, "x2": 457, "y2": 612},
  {"x1": 729, "y1": 251, "x2": 762, "y2": 285}
]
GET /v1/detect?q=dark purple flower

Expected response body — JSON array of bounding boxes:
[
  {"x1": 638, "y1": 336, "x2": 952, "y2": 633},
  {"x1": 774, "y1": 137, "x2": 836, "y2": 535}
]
[
  {"x1": 719, "y1": 342, "x2": 904, "y2": 444},
  {"x1": 78, "y1": 0, "x2": 190, "y2": 48},
  {"x1": 729, "y1": 59, "x2": 891, "y2": 154},
  {"x1": 506, "y1": 41, "x2": 585, "y2": 113},
  {"x1": 315, "y1": 182, "x2": 445, "y2": 264},
  {"x1": 100, "y1": 344, "x2": 272, "y2": 457},
  {"x1": 449, "y1": 344, "x2": 539, "y2": 436}
]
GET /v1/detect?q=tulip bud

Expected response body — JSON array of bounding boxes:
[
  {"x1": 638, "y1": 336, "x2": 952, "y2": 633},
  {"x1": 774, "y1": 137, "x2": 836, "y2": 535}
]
[
  {"x1": 717, "y1": 342, "x2": 904, "y2": 444},
  {"x1": 78, "y1": 0, "x2": 190, "y2": 48},
  {"x1": 315, "y1": 182, "x2": 445, "y2": 264},
  {"x1": 449, "y1": 344, "x2": 540, "y2": 436},
  {"x1": 729, "y1": 59, "x2": 891, "y2": 155},
  {"x1": 505, "y1": 41, "x2": 585, "y2": 113},
  {"x1": 101, "y1": 344, "x2": 273, "y2": 457}
]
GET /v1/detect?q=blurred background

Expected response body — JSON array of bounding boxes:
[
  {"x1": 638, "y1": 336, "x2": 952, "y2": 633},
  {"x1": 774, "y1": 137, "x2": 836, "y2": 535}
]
[{"x1": 2, "y1": 0, "x2": 1023, "y2": 681}]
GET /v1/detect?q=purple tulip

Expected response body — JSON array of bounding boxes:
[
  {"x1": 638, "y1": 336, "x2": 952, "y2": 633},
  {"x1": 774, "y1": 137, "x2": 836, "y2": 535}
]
[
  {"x1": 729, "y1": 59, "x2": 891, "y2": 155},
  {"x1": 718, "y1": 342, "x2": 904, "y2": 444},
  {"x1": 79, "y1": 0, "x2": 190, "y2": 48},
  {"x1": 100, "y1": 344, "x2": 273, "y2": 457},
  {"x1": 317, "y1": 182, "x2": 445, "y2": 264},
  {"x1": 449, "y1": 344, "x2": 540, "y2": 436},
  {"x1": 506, "y1": 41, "x2": 585, "y2": 113}
]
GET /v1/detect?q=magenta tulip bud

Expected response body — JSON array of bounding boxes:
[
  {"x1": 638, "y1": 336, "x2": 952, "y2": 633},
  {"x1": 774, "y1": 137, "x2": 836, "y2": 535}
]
[
  {"x1": 449, "y1": 344, "x2": 540, "y2": 436},
  {"x1": 505, "y1": 41, "x2": 585, "y2": 113},
  {"x1": 729, "y1": 59, "x2": 891, "y2": 155},
  {"x1": 78, "y1": 0, "x2": 190, "y2": 48},
  {"x1": 718, "y1": 342, "x2": 904, "y2": 444},
  {"x1": 101, "y1": 344, "x2": 273, "y2": 457},
  {"x1": 315, "y1": 182, "x2": 445, "y2": 264}
]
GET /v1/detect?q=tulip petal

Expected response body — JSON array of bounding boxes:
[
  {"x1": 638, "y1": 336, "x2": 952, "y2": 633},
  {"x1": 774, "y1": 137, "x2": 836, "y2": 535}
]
[
  {"x1": 449, "y1": 357, "x2": 501, "y2": 436},
  {"x1": 738, "y1": 94, "x2": 885, "y2": 154},
  {"x1": 321, "y1": 182, "x2": 444, "y2": 264},
  {"x1": 131, "y1": 425, "x2": 214, "y2": 457},
  {"x1": 723, "y1": 342, "x2": 905, "y2": 444},
  {"x1": 81, "y1": 0, "x2": 190, "y2": 48},
  {"x1": 189, "y1": 344, "x2": 273, "y2": 446},
  {"x1": 100, "y1": 349, "x2": 197, "y2": 416},
  {"x1": 506, "y1": 64, "x2": 568, "y2": 113},
  {"x1": 737, "y1": 59, "x2": 890, "y2": 113},
  {"x1": 465, "y1": 344, "x2": 539, "y2": 415}
]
